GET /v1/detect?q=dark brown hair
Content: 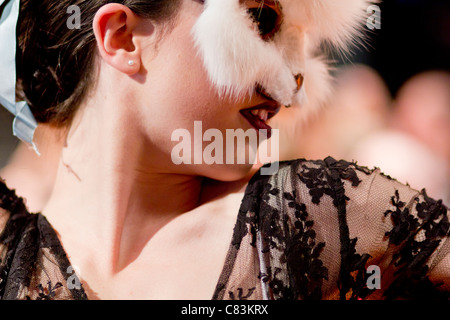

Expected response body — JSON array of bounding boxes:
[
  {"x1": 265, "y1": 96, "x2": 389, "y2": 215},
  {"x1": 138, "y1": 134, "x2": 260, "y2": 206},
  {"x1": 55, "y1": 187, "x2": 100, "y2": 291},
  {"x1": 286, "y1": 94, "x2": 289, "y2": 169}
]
[{"x1": 16, "y1": 0, "x2": 181, "y2": 127}]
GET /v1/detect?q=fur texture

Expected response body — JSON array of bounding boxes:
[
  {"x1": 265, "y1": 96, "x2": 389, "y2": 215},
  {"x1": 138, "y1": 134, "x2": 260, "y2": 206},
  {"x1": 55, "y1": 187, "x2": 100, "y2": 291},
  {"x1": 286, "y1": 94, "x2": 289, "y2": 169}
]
[{"x1": 192, "y1": 0, "x2": 376, "y2": 112}]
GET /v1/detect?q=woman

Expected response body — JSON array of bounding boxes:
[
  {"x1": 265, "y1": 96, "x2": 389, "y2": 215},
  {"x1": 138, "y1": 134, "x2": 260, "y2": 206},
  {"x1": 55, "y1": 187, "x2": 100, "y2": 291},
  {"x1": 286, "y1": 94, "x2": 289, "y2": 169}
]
[{"x1": 0, "y1": 0, "x2": 448, "y2": 300}]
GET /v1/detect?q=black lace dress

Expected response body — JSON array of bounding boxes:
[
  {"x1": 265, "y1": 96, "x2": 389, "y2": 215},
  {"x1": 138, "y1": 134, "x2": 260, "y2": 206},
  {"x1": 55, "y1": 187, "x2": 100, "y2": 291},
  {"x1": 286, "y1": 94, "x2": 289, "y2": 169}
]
[{"x1": 0, "y1": 157, "x2": 449, "y2": 300}]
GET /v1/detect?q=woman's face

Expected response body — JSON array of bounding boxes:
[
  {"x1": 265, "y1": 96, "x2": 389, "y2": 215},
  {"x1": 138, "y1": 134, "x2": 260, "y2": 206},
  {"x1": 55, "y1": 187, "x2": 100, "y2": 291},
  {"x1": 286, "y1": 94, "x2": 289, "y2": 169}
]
[{"x1": 132, "y1": 0, "x2": 281, "y2": 181}]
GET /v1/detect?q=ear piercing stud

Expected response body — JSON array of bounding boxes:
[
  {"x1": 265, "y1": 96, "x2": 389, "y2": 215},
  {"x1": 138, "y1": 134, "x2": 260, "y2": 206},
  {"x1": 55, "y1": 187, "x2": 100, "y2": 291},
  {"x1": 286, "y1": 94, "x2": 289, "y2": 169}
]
[{"x1": 128, "y1": 60, "x2": 135, "y2": 66}]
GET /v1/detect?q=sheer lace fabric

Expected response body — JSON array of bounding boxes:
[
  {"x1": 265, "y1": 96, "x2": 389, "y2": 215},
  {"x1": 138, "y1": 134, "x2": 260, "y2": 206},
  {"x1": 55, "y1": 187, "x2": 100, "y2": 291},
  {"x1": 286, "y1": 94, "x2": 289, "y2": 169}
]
[{"x1": 0, "y1": 157, "x2": 449, "y2": 300}]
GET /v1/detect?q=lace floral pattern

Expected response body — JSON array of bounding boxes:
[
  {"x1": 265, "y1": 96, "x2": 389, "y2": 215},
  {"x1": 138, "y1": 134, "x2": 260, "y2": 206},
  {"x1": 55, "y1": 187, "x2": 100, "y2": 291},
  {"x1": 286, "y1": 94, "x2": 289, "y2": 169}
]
[
  {"x1": 0, "y1": 157, "x2": 449, "y2": 300},
  {"x1": 212, "y1": 158, "x2": 449, "y2": 300}
]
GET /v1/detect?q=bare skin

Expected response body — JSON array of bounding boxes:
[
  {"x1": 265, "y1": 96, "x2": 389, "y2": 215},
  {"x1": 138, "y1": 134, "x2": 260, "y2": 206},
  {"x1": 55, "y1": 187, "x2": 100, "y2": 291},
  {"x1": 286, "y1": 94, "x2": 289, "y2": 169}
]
[
  {"x1": 0, "y1": 125, "x2": 65, "y2": 213},
  {"x1": 42, "y1": 1, "x2": 269, "y2": 299}
]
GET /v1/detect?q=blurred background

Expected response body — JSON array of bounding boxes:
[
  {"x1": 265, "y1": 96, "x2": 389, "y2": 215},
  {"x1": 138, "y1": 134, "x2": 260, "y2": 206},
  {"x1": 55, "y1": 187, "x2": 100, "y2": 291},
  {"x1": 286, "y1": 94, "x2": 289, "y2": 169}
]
[
  {"x1": 1, "y1": 0, "x2": 450, "y2": 211},
  {"x1": 0, "y1": 107, "x2": 16, "y2": 167}
]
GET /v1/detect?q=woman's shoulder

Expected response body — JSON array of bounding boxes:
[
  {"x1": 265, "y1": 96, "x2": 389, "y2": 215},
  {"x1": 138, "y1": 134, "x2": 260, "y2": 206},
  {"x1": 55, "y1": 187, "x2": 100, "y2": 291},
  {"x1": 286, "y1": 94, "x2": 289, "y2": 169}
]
[
  {"x1": 0, "y1": 179, "x2": 83, "y2": 300},
  {"x1": 0, "y1": 178, "x2": 35, "y2": 265},
  {"x1": 253, "y1": 156, "x2": 416, "y2": 195},
  {"x1": 0, "y1": 178, "x2": 33, "y2": 234},
  {"x1": 239, "y1": 156, "x2": 387, "y2": 240},
  {"x1": 249, "y1": 156, "x2": 384, "y2": 199},
  {"x1": 256, "y1": 156, "x2": 379, "y2": 181},
  {"x1": 236, "y1": 157, "x2": 449, "y2": 300},
  {"x1": 249, "y1": 156, "x2": 448, "y2": 226}
]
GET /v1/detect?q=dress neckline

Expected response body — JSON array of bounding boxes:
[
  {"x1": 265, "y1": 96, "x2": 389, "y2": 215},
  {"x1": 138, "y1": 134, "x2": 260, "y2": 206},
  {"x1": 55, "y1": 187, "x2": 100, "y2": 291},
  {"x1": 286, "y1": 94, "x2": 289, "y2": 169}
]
[{"x1": 37, "y1": 182, "x2": 258, "y2": 300}]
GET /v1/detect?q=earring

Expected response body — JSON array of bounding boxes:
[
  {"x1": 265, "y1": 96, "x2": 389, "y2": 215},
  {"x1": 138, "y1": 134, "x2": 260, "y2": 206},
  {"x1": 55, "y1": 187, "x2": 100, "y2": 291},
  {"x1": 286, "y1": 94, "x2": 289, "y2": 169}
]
[{"x1": 128, "y1": 60, "x2": 135, "y2": 66}]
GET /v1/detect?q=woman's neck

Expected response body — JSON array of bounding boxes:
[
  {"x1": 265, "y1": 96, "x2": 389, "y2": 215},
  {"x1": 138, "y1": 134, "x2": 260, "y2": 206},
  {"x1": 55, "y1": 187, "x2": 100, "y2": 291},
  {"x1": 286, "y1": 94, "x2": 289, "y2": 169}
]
[{"x1": 41, "y1": 86, "x2": 207, "y2": 274}]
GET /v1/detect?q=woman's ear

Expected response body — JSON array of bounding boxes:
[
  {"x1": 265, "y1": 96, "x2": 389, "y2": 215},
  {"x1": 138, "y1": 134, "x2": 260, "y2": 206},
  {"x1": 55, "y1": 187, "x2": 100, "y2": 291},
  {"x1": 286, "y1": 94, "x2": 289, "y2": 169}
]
[{"x1": 93, "y1": 4, "x2": 143, "y2": 75}]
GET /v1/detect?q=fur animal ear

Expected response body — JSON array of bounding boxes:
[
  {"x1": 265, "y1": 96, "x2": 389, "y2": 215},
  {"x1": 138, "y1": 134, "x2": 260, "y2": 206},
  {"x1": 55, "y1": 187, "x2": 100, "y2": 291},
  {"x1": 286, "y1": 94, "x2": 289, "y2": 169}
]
[{"x1": 283, "y1": 0, "x2": 377, "y2": 52}]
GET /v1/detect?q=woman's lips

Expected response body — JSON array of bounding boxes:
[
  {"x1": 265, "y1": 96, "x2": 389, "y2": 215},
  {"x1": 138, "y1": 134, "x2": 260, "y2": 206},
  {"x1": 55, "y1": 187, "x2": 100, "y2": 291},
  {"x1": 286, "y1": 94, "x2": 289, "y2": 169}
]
[{"x1": 240, "y1": 101, "x2": 281, "y2": 139}]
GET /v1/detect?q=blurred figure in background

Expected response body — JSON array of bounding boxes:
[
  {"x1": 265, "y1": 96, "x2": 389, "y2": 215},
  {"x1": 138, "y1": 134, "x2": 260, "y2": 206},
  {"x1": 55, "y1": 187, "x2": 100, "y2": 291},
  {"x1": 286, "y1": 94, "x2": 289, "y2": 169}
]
[
  {"x1": 349, "y1": 71, "x2": 450, "y2": 203},
  {"x1": 394, "y1": 71, "x2": 450, "y2": 166}
]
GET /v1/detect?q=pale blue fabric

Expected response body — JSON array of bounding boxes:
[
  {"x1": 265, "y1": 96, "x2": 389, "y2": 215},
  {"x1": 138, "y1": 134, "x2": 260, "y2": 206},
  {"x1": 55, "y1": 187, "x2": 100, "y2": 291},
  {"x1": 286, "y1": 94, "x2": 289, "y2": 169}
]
[{"x1": 0, "y1": 0, "x2": 39, "y2": 155}]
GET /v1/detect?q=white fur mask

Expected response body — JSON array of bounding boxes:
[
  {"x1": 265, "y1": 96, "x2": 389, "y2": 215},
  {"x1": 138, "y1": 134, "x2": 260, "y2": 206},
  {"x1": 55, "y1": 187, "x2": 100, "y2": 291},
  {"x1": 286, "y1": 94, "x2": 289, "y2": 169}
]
[{"x1": 192, "y1": 0, "x2": 375, "y2": 111}]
